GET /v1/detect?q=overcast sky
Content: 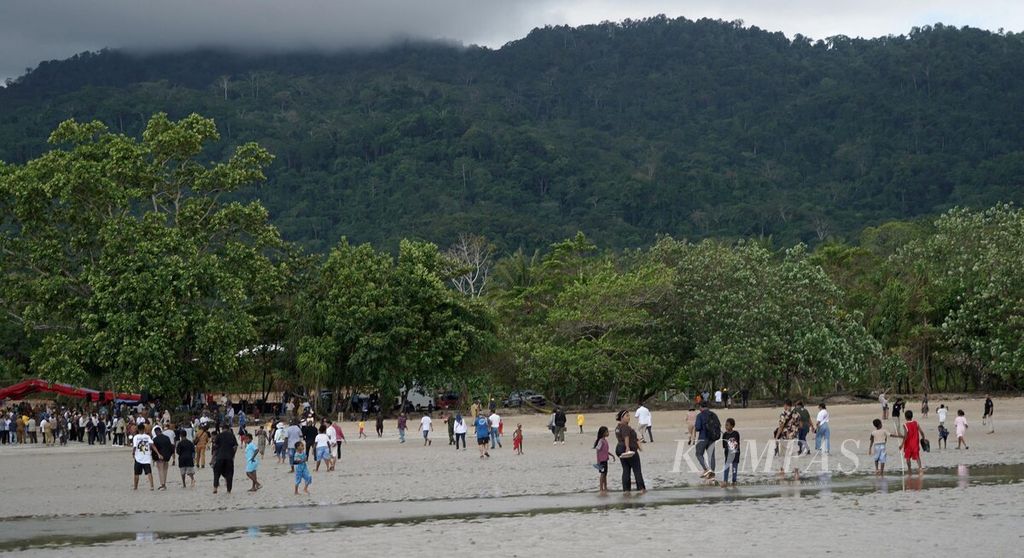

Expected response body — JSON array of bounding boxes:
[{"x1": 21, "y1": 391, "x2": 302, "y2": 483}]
[{"x1": 2, "y1": 0, "x2": 1022, "y2": 82}]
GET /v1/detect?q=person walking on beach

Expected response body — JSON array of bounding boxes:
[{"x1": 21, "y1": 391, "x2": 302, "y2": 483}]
[
  {"x1": 453, "y1": 413, "x2": 467, "y2": 450},
  {"x1": 445, "y1": 412, "x2": 455, "y2": 445},
  {"x1": 132, "y1": 425, "x2": 155, "y2": 491},
  {"x1": 814, "y1": 403, "x2": 831, "y2": 454},
  {"x1": 795, "y1": 401, "x2": 811, "y2": 455},
  {"x1": 243, "y1": 432, "x2": 261, "y2": 491},
  {"x1": 176, "y1": 432, "x2": 197, "y2": 488},
  {"x1": 211, "y1": 424, "x2": 238, "y2": 494},
  {"x1": 513, "y1": 423, "x2": 523, "y2": 455},
  {"x1": 955, "y1": 410, "x2": 969, "y2": 449},
  {"x1": 869, "y1": 419, "x2": 888, "y2": 476},
  {"x1": 301, "y1": 419, "x2": 318, "y2": 459},
  {"x1": 314, "y1": 425, "x2": 331, "y2": 472},
  {"x1": 292, "y1": 441, "x2": 312, "y2": 494},
  {"x1": 397, "y1": 413, "x2": 407, "y2": 443},
  {"x1": 982, "y1": 395, "x2": 994, "y2": 434},
  {"x1": 921, "y1": 394, "x2": 929, "y2": 418},
  {"x1": 285, "y1": 420, "x2": 302, "y2": 471},
  {"x1": 489, "y1": 410, "x2": 502, "y2": 449},
  {"x1": 899, "y1": 410, "x2": 924, "y2": 475},
  {"x1": 880, "y1": 393, "x2": 889, "y2": 420},
  {"x1": 594, "y1": 426, "x2": 612, "y2": 493},
  {"x1": 635, "y1": 402, "x2": 653, "y2": 443},
  {"x1": 891, "y1": 398, "x2": 904, "y2": 433},
  {"x1": 694, "y1": 401, "x2": 720, "y2": 479},
  {"x1": 774, "y1": 400, "x2": 799, "y2": 458},
  {"x1": 151, "y1": 426, "x2": 173, "y2": 490},
  {"x1": 577, "y1": 413, "x2": 585, "y2": 434},
  {"x1": 475, "y1": 413, "x2": 491, "y2": 458},
  {"x1": 685, "y1": 406, "x2": 697, "y2": 445},
  {"x1": 553, "y1": 408, "x2": 567, "y2": 444},
  {"x1": 614, "y1": 410, "x2": 645, "y2": 493},
  {"x1": 376, "y1": 412, "x2": 385, "y2": 438},
  {"x1": 195, "y1": 426, "x2": 210, "y2": 469},
  {"x1": 420, "y1": 412, "x2": 433, "y2": 446},
  {"x1": 721, "y1": 418, "x2": 740, "y2": 487}
]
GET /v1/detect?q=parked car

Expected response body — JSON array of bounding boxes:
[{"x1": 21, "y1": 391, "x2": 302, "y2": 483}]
[
  {"x1": 436, "y1": 392, "x2": 460, "y2": 409},
  {"x1": 395, "y1": 386, "x2": 436, "y2": 412},
  {"x1": 504, "y1": 390, "x2": 546, "y2": 407}
]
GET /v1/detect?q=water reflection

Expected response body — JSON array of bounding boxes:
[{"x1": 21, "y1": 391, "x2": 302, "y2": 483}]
[
  {"x1": 135, "y1": 532, "x2": 156, "y2": 542},
  {"x1": 957, "y1": 464, "x2": 969, "y2": 489}
]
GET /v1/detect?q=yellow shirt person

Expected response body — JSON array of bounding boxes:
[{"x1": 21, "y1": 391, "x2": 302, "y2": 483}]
[{"x1": 576, "y1": 414, "x2": 585, "y2": 433}]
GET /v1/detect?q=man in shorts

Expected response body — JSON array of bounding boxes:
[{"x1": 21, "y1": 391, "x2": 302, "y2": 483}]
[
  {"x1": 420, "y1": 412, "x2": 433, "y2": 446},
  {"x1": 132, "y1": 425, "x2": 156, "y2": 490},
  {"x1": 475, "y1": 413, "x2": 491, "y2": 458},
  {"x1": 176, "y1": 430, "x2": 197, "y2": 488}
]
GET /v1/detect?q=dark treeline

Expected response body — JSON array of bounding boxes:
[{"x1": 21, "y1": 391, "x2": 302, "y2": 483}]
[{"x1": 2, "y1": 17, "x2": 1024, "y2": 252}]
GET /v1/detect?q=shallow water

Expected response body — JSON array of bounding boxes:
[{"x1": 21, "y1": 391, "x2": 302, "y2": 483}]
[{"x1": 3, "y1": 463, "x2": 1022, "y2": 551}]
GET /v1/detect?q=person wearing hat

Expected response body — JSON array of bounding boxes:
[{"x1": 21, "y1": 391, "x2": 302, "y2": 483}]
[
  {"x1": 274, "y1": 421, "x2": 287, "y2": 464},
  {"x1": 614, "y1": 409, "x2": 645, "y2": 493}
]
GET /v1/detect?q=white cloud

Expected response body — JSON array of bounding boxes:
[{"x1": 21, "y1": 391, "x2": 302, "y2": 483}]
[{"x1": 2, "y1": 0, "x2": 1022, "y2": 82}]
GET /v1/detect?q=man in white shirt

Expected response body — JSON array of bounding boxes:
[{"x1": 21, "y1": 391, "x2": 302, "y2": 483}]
[
  {"x1": 937, "y1": 405, "x2": 948, "y2": 426},
  {"x1": 635, "y1": 403, "x2": 653, "y2": 443},
  {"x1": 714, "y1": 390, "x2": 723, "y2": 407},
  {"x1": 132, "y1": 426, "x2": 155, "y2": 490},
  {"x1": 488, "y1": 411, "x2": 502, "y2": 449},
  {"x1": 420, "y1": 413, "x2": 433, "y2": 446}
]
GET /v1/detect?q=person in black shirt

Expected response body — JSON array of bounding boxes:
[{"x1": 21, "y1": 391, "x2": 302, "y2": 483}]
[
  {"x1": 151, "y1": 426, "x2": 174, "y2": 491},
  {"x1": 613, "y1": 409, "x2": 645, "y2": 493},
  {"x1": 211, "y1": 424, "x2": 238, "y2": 494},
  {"x1": 983, "y1": 394, "x2": 995, "y2": 433},
  {"x1": 176, "y1": 435, "x2": 196, "y2": 488},
  {"x1": 721, "y1": 418, "x2": 741, "y2": 487},
  {"x1": 301, "y1": 419, "x2": 318, "y2": 459}
]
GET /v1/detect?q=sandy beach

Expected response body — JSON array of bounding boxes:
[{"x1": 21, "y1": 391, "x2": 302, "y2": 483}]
[{"x1": 0, "y1": 396, "x2": 1020, "y2": 555}]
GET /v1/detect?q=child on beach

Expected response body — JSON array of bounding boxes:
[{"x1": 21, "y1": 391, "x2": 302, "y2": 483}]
[
  {"x1": 685, "y1": 407, "x2": 696, "y2": 445},
  {"x1": 938, "y1": 423, "x2": 949, "y2": 449},
  {"x1": 593, "y1": 426, "x2": 612, "y2": 493},
  {"x1": 244, "y1": 432, "x2": 261, "y2": 492},
  {"x1": 292, "y1": 440, "x2": 312, "y2": 494},
  {"x1": 314, "y1": 425, "x2": 331, "y2": 471},
  {"x1": 721, "y1": 418, "x2": 740, "y2": 487},
  {"x1": 869, "y1": 419, "x2": 888, "y2": 476},
  {"x1": 513, "y1": 424, "x2": 523, "y2": 455},
  {"x1": 955, "y1": 410, "x2": 969, "y2": 449},
  {"x1": 937, "y1": 404, "x2": 948, "y2": 427},
  {"x1": 358, "y1": 420, "x2": 367, "y2": 439},
  {"x1": 899, "y1": 410, "x2": 924, "y2": 475},
  {"x1": 577, "y1": 413, "x2": 585, "y2": 434}
]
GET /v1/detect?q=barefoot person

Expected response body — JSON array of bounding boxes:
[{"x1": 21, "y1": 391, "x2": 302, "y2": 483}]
[
  {"x1": 694, "y1": 401, "x2": 720, "y2": 479},
  {"x1": 899, "y1": 410, "x2": 924, "y2": 475},
  {"x1": 614, "y1": 409, "x2": 645, "y2": 493},
  {"x1": 593, "y1": 426, "x2": 612, "y2": 493},
  {"x1": 132, "y1": 425, "x2": 155, "y2": 491},
  {"x1": 982, "y1": 395, "x2": 994, "y2": 434},
  {"x1": 176, "y1": 431, "x2": 197, "y2": 488},
  {"x1": 243, "y1": 432, "x2": 261, "y2": 491},
  {"x1": 955, "y1": 410, "x2": 969, "y2": 449},
  {"x1": 151, "y1": 426, "x2": 173, "y2": 490},
  {"x1": 292, "y1": 440, "x2": 312, "y2": 495},
  {"x1": 869, "y1": 419, "x2": 888, "y2": 477},
  {"x1": 211, "y1": 424, "x2": 238, "y2": 494}
]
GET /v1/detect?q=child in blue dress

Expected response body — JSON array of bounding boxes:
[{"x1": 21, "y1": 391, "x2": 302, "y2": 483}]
[{"x1": 292, "y1": 440, "x2": 312, "y2": 494}]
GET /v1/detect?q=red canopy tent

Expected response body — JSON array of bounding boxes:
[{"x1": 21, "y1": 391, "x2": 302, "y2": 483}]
[{"x1": 0, "y1": 379, "x2": 142, "y2": 403}]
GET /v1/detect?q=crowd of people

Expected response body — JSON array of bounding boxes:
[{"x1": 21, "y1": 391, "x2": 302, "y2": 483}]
[{"x1": 0, "y1": 392, "x2": 1003, "y2": 497}]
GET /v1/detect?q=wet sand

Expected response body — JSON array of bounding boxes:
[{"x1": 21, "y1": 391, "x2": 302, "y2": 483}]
[{"x1": 0, "y1": 396, "x2": 1020, "y2": 555}]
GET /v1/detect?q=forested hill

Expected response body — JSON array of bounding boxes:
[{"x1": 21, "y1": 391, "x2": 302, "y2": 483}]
[{"x1": 2, "y1": 16, "x2": 1023, "y2": 252}]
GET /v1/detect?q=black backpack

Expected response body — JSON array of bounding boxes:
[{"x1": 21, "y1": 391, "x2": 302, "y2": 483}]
[{"x1": 704, "y1": 411, "x2": 721, "y2": 442}]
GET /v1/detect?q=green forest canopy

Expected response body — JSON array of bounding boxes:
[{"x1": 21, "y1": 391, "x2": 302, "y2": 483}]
[{"x1": 1, "y1": 17, "x2": 1023, "y2": 253}]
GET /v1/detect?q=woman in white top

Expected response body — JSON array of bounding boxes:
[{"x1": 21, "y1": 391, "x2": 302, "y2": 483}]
[
  {"x1": 453, "y1": 414, "x2": 468, "y2": 450},
  {"x1": 814, "y1": 403, "x2": 830, "y2": 454}
]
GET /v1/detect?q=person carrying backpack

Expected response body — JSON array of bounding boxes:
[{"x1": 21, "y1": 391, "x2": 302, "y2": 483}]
[{"x1": 693, "y1": 401, "x2": 720, "y2": 479}]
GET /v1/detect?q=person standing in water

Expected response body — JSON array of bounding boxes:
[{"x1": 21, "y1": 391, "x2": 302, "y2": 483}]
[
  {"x1": 614, "y1": 409, "x2": 645, "y2": 493},
  {"x1": 982, "y1": 395, "x2": 994, "y2": 434},
  {"x1": 899, "y1": 410, "x2": 924, "y2": 475}
]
